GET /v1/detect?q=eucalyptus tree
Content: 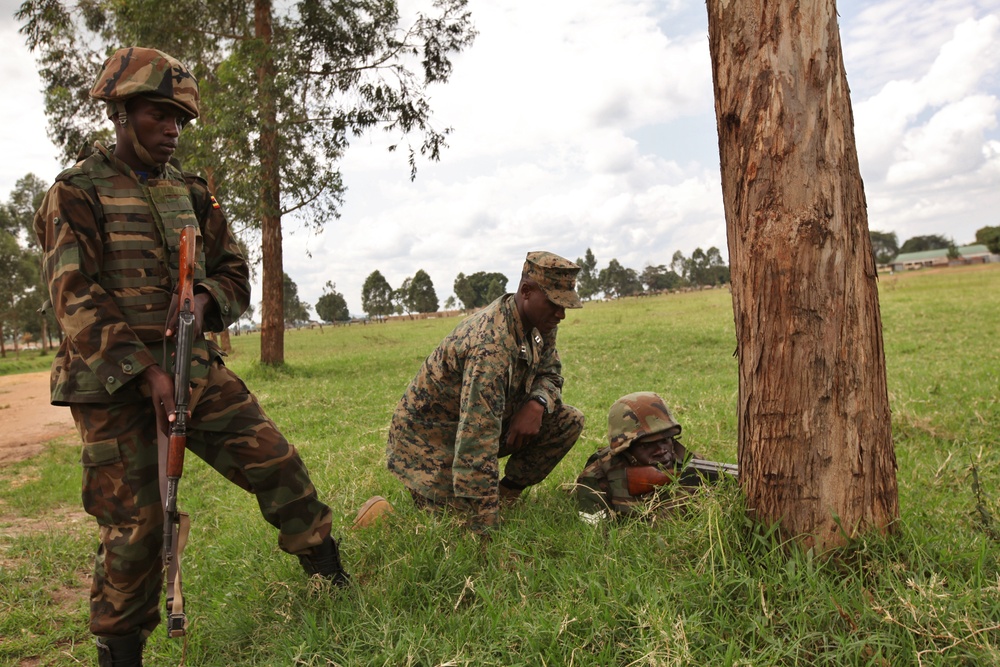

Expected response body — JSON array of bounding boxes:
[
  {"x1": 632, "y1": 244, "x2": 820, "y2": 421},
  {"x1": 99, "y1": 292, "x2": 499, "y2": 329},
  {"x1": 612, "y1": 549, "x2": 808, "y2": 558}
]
[
  {"x1": 453, "y1": 271, "x2": 507, "y2": 310},
  {"x1": 899, "y1": 234, "x2": 953, "y2": 254},
  {"x1": 17, "y1": 0, "x2": 476, "y2": 364},
  {"x1": 975, "y1": 226, "x2": 1000, "y2": 254},
  {"x1": 598, "y1": 258, "x2": 642, "y2": 299},
  {"x1": 315, "y1": 281, "x2": 349, "y2": 323},
  {"x1": 282, "y1": 272, "x2": 310, "y2": 325},
  {"x1": 869, "y1": 230, "x2": 899, "y2": 265},
  {"x1": 707, "y1": 0, "x2": 898, "y2": 548},
  {"x1": 407, "y1": 269, "x2": 438, "y2": 313},
  {"x1": 0, "y1": 174, "x2": 50, "y2": 356},
  {"x1": 575, "y1": 248, "x2": 600, "y2": 300},
  {"x1": 361, "y1": 269, "x2": 393, "y2": 321}
]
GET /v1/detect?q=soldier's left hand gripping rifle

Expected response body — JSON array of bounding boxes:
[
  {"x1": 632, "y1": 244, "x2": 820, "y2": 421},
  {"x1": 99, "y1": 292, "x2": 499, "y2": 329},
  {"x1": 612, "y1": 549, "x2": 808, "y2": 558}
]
[{"x1": 163, "y1": 225, "x2": 197, "y2": 639}]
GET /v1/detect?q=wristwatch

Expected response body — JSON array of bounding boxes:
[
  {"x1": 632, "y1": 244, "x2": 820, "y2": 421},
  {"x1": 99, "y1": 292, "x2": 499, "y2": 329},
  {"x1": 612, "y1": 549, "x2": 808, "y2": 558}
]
[{"x1": 531, "y1": 395, "x2": 548, "y2": 410}]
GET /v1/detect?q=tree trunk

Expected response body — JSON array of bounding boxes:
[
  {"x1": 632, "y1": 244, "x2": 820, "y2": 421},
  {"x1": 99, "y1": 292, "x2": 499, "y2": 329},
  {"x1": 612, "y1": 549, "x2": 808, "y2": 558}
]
[
  {"x1": 706, "y1": 0, "x2": 899, "y2": 549},
  {"x1": 256, "y1": 0, "x2": 284, "y2": 365}
]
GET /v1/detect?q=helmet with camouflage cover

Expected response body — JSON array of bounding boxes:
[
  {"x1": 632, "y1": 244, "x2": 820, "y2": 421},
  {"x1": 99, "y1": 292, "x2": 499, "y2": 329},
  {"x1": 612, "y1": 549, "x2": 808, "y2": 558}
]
[
  {"x1": 607, "y1": 392, "x2": 682, "y2": 456},
  {"x1": 91, "y1": 46, "x2": 200, "y2": 121}
]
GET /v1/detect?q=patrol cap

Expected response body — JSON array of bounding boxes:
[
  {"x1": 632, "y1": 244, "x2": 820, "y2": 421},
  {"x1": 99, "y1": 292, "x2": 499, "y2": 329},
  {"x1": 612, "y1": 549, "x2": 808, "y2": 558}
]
[
  {"x1": 90, "y1": 46, "x2": 200, "y2": 120},
  {"x1": 521, "y1": 251, "x2": 583, "y2": 309}
]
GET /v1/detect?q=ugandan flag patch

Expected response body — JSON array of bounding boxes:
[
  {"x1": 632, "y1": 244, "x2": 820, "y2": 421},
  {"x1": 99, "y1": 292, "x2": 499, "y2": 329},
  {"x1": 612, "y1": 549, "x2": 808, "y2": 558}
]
[{"x1": 210, "y1": 195, "x2": 221, "y2": 209}]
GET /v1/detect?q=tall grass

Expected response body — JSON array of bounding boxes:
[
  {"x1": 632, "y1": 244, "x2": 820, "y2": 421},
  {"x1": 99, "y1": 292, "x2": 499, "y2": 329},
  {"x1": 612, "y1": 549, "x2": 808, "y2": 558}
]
[{"x1": 1, "y1": 265, "x2": 998, "y2": 666}]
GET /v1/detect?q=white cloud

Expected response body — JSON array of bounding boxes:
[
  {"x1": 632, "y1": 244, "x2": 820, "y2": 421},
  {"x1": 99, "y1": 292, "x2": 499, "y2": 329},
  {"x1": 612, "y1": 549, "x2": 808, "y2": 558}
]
[
  {"x1": 3, "y1": 0, "x2": 998, "y2": 318},
  {"x1": 0, "y1": 19, "x2": 64, "y2": 196},
  {"x1": 886, "y1": 95, "x2": 999, "y2": 184},
  {"x1": 847, "y1": 5, "x2": 1000, "y2": 244}
]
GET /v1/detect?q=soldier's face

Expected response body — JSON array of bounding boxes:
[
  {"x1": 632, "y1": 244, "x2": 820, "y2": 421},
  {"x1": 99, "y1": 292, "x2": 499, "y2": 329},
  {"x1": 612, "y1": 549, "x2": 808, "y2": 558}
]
[
  {"x1": 125, "y1": 97, "x2": 183, "y2": 165},
  {"x1": 521, "y1": 284, "x2": 565, "y2": 334},
  {"x1": 629, "y1": 433, "x2": 675, "y2": 466}
]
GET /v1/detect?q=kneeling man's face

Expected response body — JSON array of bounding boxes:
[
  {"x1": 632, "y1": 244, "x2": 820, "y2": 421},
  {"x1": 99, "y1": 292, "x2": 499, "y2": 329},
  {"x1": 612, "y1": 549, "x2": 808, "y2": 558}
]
[{"x1": 521, "y1": 285, "x2": 566, "y2": 334}]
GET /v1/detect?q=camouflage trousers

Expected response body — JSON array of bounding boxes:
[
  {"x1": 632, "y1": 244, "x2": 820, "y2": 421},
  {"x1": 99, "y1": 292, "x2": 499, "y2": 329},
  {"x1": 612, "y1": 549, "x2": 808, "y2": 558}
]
[
  {"x1": 70, "y1": 359, "x2": 332, "y2": 638},
  {"x1": 410, "y1": 402, "x2": 584, "y2": 530}
]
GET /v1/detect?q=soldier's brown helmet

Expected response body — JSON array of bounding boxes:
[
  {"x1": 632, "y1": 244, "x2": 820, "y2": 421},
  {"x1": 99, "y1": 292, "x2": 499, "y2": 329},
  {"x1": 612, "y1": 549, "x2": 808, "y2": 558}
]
[
  {"x1": 607, "y1": 392, "x2": 682, "y2": 456},
  {"x1": 90, "y1": 46, "x2": 199, "y2": 121}
]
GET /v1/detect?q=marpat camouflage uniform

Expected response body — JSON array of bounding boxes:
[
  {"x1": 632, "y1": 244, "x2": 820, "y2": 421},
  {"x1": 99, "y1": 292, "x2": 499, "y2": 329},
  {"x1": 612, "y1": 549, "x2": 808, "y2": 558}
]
[
  {"x1": 34, "y1": 142, "x2": 333, "y2": 638},
  {"x1": 387, "y1": 294, "x2": 584, "y2": 532}
]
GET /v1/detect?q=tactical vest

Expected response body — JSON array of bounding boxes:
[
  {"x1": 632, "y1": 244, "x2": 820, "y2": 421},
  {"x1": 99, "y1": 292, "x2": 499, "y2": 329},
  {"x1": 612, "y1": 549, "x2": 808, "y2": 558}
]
[{"x1": 66, "y1": 147, "x2": 207, "y2": 335}]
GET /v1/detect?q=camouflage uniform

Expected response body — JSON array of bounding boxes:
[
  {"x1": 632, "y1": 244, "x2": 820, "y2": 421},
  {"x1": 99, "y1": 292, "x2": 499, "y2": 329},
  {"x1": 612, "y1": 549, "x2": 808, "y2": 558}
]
[
  {"x1": 387, "y1": 254, "x2": 585, "y2": 533},
  {"x1": 33, "y1": 49, "x2": 334, "y2": 641},
  {"x1": 575, "y1": 446, "x2": 690, "y2": 518},
  {"x1": 575, "y1": 392, "x2": 693, "y2": 519}
]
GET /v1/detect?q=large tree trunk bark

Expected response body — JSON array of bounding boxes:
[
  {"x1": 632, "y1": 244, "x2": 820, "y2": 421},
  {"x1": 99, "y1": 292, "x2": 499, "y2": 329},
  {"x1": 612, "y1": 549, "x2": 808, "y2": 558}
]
[
  {"x1": 706, "y1": 0, "x2": 899, "y2": 549},
  {"x1": 256, "y1": 0, "x2": 284, "y2": 365}
]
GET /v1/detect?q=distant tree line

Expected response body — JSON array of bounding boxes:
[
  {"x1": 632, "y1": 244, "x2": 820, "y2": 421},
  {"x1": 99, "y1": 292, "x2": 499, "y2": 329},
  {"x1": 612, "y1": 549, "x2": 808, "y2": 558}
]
[
  {"x1": 6, "y1": 165, "x2": 995, "y2": 335},
  {"x1": 575, "y1": 247, "x2": 731, "y2": 301},
  {"x1": 0, "y1": 173, "x2": 56, "y2": 358},
  {"x1": 359, "y1": 269, "x2": 440, "y2": 322},
  {"x1": 250, "y1": 225, "x2": 1000, "y2": 326}
]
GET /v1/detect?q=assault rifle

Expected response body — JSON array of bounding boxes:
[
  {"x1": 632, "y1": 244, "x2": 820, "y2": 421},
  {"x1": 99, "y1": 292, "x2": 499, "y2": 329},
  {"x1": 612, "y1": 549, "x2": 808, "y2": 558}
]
[
  {"x1": 626, "y1": 458, "x2": 738, "y2": 497},
  {"x1": 163, "y1": 225, "x2": 196, "y2": 638}
]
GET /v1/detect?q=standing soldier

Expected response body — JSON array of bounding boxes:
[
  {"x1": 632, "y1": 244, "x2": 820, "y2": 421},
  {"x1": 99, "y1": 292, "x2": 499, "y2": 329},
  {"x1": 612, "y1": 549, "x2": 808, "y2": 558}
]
[
  {"x1": 386, "y1": 251, "x2": 586, "y2": 534},
  {"x1": 33, "y1": 47, "x2": 347, "y2": 666}
]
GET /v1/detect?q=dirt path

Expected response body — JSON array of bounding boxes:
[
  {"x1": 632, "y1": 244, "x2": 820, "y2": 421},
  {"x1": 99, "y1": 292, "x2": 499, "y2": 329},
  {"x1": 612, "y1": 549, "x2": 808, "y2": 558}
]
[{"x1": 0, "y1": 370, "x2": 77, "y2": 466}]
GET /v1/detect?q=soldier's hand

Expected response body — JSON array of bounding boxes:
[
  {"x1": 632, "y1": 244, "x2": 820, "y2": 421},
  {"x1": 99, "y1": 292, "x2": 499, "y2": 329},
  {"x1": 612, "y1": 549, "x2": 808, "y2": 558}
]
[
  {"x1": 165, "y1": 290, "x2": 214, "y2": 340},
  {"x1": 505, "y1": 400, "x2": 544, "y2": 451},
  {"x1": 142, "y1": 364, "x2": 176, "y2": 434},
  {"x1": 165, "y1": 293, "x2": 180, "y2": 339},
  {"x1": 190, "y1": 290, "x2": 216, "y2": 339}
]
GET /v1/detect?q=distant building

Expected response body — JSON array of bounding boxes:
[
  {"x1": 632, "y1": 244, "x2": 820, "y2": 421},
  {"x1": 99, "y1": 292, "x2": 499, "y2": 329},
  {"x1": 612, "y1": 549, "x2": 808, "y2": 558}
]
[{"x1": 890, "y1": 244, "x2": 994, "y2": 272}]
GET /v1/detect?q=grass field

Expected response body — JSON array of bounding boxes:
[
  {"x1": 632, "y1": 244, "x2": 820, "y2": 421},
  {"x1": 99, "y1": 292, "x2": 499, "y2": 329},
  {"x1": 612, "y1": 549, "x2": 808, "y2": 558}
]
[{"x1": 1, "y1": 264, "x2": 998, "y2": 666}]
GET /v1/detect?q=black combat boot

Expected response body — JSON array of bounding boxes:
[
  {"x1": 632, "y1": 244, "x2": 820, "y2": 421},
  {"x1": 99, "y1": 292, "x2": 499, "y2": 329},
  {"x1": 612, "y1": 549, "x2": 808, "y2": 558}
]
[
  {"x1": 298, "y1": 535, "x2": 350, "y2": 587},
  {"x1": 95, "y1": 632, "x2": 144, "y2": 667}
]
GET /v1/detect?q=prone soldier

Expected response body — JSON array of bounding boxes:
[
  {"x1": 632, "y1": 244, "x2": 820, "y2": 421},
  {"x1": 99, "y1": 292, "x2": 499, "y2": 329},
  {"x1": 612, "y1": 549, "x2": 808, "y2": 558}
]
[{"x1": 575, "y1": 392, "x2": 736, "y2": 521}]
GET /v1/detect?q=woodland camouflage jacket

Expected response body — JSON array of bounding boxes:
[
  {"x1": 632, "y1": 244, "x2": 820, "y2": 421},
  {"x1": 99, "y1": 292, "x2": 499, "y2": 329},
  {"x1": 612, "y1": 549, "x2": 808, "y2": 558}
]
[
  {"x1": 387, "y1": 294, "x2": 566, "y2": 527},
  {"x1": 33, "y1": 142, "x2": 249, "y2": 405},
  {"x1": 575, "y1": 441, "x2": 700, "y2": 519},
  {"x1": 575, "y1": 448, "x2": 648, "y2": 517}
]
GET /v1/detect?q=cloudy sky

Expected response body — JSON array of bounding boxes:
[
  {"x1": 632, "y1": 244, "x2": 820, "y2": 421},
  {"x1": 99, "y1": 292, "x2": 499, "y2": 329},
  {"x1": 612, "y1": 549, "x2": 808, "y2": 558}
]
[{"x1": 2, "y1": 0, "x2": 998, "y2": 317}]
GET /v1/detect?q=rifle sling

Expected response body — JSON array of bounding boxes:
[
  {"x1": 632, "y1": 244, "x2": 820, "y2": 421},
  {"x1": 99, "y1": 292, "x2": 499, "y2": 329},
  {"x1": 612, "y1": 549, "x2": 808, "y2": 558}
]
[{"x1": 157, "y1": 429, "x2": 189, "y2": 638}]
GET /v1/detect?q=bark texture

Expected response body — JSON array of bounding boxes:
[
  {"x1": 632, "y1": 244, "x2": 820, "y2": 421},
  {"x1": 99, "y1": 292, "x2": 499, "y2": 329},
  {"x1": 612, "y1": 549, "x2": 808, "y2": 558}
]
[
  {"x1": 706, "y1": 0, "x2": 899, "y2": 548},
  {"x1": 256, "y1": 0, "x2": 284, "y2": 365}
]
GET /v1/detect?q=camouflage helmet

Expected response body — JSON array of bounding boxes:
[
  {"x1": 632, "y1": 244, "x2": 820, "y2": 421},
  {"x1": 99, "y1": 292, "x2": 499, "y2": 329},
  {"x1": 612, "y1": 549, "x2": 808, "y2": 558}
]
[
  {"x1": 607, "y1": 392, "x2": 682, "y2": 456},
  {"x1": 90, "y1": 47, "x2": 199, "y2": 120}
]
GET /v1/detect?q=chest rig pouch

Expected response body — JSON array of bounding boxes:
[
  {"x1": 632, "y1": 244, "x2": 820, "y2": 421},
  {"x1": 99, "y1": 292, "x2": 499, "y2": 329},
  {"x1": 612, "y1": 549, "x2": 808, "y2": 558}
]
[{"x1": 82, "y1": 153, "x2": 206, "y2": 333}]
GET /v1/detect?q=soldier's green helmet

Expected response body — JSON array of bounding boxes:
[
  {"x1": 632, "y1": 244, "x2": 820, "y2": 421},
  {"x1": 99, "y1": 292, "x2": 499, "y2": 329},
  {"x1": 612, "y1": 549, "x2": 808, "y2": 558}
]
[
  {"x1": 90, "y1": 46, "x2": 200, "y2": 121},
  {"x1": 607, "y1": 392, "x2": 682, "y2": 456}
]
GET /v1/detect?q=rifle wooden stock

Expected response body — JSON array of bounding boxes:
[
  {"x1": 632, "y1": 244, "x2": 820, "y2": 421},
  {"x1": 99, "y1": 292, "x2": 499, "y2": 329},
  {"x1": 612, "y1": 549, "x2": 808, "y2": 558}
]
[
  {"x1": 626, "y1": 466, "x2": 672, "y2": 496},
  {"x1": 626, "y1": 458, "x2": 739, "y2": 497},
  {"x1": 163, "y1": 224, "x2": 197, "y2": 639}
]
